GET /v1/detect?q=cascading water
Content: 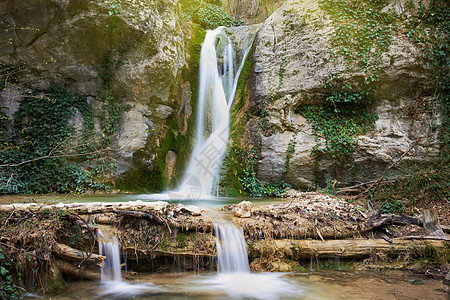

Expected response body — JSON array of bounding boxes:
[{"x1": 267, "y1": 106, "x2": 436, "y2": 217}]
[
  {"x1": 97, "y1": 226, "x2": 161, "y2": 297},
  {"x1": 98, "y1": 228, "x2": 122, "y2": 282},
  {"x1": 215, "y1": 223, "x2": 250, "y2": 273},
  {"x1": 172, "y1": 27, "x2": 251, "y2": 199},
  {"x1": 205, "y1": 222, "x2": 303, "y2": 300}
]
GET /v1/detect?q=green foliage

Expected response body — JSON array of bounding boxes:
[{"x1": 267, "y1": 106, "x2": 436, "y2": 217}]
[
  {"x1": 0, "y1": 249, "x2": 22, "y2": 299},
  {"x1": 403, "y1": 0, "x2": 449, "y2": 157},
  {"x1": 160, "y1": 235, "x2": 170, "y2": 251},
  {"x1": 0, "y1": 87, "x2": 107, "y2": 194},
  {"x1": 283, "y1": 132, "x2": 297, "y2": 175},
  {"x1": 318, "y1": 0, "x2": 397, "y2": 73},
  {"x1": 176, "y1": 232, "x2": 187, "y2": 248},
  {"x1": 106, "y1": 0, "x2": 121, "y2": 34},
  {"x1": 239, "y1": 149, "x2": 289, "y2": 197},
  {"x1": 369, "y1": 160, "x2": 449, "y2": 213},
  {"x1": 296, "y1": 98, "x2": 376, "y2": 167},
  {"x1": 260, "y1": 57, "x2": 288, "y2": 128},
  {"x1": 320, "y1": 179, "x2": 338, "y2": 196},
  {"x1": 180, "y1": 0, "x2": 243, "y2": 30}
]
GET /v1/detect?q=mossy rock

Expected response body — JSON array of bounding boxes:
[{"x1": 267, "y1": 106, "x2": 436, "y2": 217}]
[{"x1": 43, "y1": 262, "x2": 66, "y2": 295}]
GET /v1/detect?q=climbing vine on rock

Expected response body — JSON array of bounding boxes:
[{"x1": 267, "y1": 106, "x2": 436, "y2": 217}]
[
  {"x1": 0, "y1": 87, "x2": 108, "y2": 194},
  {"x1": 403, "y1": 0, "x2": 449, "y2": 157},
  {"x1": 296, "y1": 0, "x2": 399, "y2": 168},
  {"x1": 367, "y1": 0, "x2": 450, "y2": 212},
  {"x1": 260, "y1": 57, "x2": 288, "y2": 129},
  {"x1": 180, "y1": 0, "x2": 243, "y2": 30}
]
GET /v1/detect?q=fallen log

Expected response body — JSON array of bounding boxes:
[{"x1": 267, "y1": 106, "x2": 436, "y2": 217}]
[
  {"x1": 53, "y1": 243, "x2": 105, "y2": 267},
  {"x1": 113, "y1": 209, "x2": 164, "y2": 224},
  {"x1": 56, "y1": 260, "x2": 101, "y2": 281},
  {"x1": 364, "y1": 212, "x2": 423, "y2": 231},
  {"x1": 250, "y1": 238, "x2": 449, "y2": 259},
  {"x1": 0, "y1": 201, "x2": 171, "y2": 214}
]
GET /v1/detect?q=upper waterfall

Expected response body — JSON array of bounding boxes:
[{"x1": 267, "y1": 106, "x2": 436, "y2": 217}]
[{"x1": 171, "y1": 27, "x2": 251, "y2": 199}]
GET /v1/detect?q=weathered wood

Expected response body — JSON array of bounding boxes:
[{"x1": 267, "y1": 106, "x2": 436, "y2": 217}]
[
  {"x1": 122, "y1": 247, "x2": 215, "y2": 258},
  {"x1": 113, "y1": 209, "x2": 164, "y2": 224},
  {"x1": 422, "y1": 208, "x2": 446, "y2": 237},
  {"x1": 53, "y1": 243, "x2": 105, "y2": 267},
  {"x1": 442, "y1": 225, "x2": 450, "y2": 234},
  {"x1": 399, "y1": 235, "x2": 450, "y2": 241},
  {"x1": 56, "y1": 260, "x2": 101, "y2": 281},
  {"x1": 0, "y1": 201, "x2": 172, "y2": 214},
  {"x1": 364, "y1": 212, "x2": 423, "y2": 231},
  {"x1": 250, "y1": 238, "x2": 449, "y2": 259}
]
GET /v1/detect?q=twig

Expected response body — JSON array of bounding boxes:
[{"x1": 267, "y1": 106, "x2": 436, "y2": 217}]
[
  {"x1": 0, "y1": 149, "x2": 114, "y2": 167},
  {"x1": 358, "y1": 137, "x2": 421, "y2": 198},
  {"x1": 193, "y1": 0, "x2": 203, "y2": 13},
  {"x1": 70, "y1": 214, "x2": 95, "y2": 268}
]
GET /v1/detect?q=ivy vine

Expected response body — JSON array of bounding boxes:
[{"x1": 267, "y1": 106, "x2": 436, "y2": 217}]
[{"x1": 295, "y1": 0, "x2": 399, "y2": 168}]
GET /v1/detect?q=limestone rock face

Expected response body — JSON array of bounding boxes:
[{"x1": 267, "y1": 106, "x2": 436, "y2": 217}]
[
  {"x1": 243, "y1": 0, "x2": 440, "y2": 188},
  {"x1": 0, "y1": 0, "x2": 192, "y2": 181}
]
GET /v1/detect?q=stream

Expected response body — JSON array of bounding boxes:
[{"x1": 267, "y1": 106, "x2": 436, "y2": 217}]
[{"x1": 36, "y1": 269, "x2": 447, "y2": 299}]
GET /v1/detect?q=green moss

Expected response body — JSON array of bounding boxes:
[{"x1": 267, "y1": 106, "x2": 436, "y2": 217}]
[
  {"x1": 117, "y1": 25, "x2": 207, "y2": 193},
  {"x1": 218, "y1": 50, "x2": 253, "y2": 197},
  {"x1": 176, "y1": 232, "x2": 187, "y2": 248},
  {"x1": 180, "y1": 0, "x2": 243, "y2": 30},
  {"x1": 160, "y1": 235, "x2": 170, "y2": 251}
]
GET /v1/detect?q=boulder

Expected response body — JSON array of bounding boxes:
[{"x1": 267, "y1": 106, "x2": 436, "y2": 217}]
[{"x1": 233, "y1": 201, "x2": 253, "y2": 218}]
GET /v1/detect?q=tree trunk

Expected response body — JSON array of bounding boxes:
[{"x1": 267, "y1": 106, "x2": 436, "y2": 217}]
[
  {"x1": 53, "y1": 243, "x2": 105, "y2": 267},
  {"x1": 56, "y1": 260, "x2": 101, "y2": 281},
  {"x1": 250, "y1": 238, "x2": 449, "y2": 259}
]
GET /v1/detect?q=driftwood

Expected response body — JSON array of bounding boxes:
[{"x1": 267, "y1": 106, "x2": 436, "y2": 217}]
[
  {"x1": 422, "y1": 208, "x2": 446, "y2": 237},
  {"x1": 364, "y1": 212, "x2": 423, "y2": 230},
  {"x1": 113, "y1": 209, "x2": 164, "y2": 224},
  {"x1": 442, "y1": 225, "x2": 450, "y2": 234},
  {"x1": 56, "y1": 260, "x2": 101, "y2": 281},
  {"x1": 53, "y1": 243, "x2": 105, "y2": 267},
  {"x1": 251, "y1": 238, "x2": 449, "y2": 259}
]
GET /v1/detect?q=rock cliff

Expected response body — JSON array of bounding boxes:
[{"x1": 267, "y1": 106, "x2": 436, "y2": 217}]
[
  {"x1": 0, "y1": 0, "x2": 195, "y2": 191},
  {"x1": 237, "y1": 0, "x2": 441, "y2": 189}
]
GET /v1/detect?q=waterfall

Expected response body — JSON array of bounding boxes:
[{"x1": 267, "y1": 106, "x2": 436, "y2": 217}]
[
  {"x1": 204, "y1": 223, "x2": 303, "y2": 299},
  {"x1": 172, "y1": 27, "x2": 251, "y2": 199},
  {"x1": 98, "y1": 228, "x2": 122, "y2": 282},
  {"x1": 97, "y1": 226, "x2": 161, "y2": 297},
  {"x1": 215, "y1": 223, "x2": 250, "y2": 273}
]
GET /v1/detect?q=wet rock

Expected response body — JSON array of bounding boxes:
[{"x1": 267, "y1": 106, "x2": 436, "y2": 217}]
[
  {"x1": 444, "y1": 271, "x2": 450, "y2": 286},
  {"x1": 43, "y1": 261, "x2": 66, "y2": 294},
  {"x1": 269, "y1": 261, "x2": 292, "y2": 272},
  {"x1": 175, "y1": 204, "x2": 203, "y2": 216},
  {"x1": 233, "y1": 201, "x2": 253, "y2": 218}
]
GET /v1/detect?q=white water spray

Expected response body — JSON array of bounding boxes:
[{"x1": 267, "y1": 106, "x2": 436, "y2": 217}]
[
  {"x1": 97, "y1": 227, "x2": 161, "y2": 297},
  {"x1": 98, "y1": 229, "x2": 122, "y2": 282},
  {"x1": 205, "y1": 223, "x2": 303, "y2": 300},
  {"x1": 215, "y1": 223, "x2": 250, "y2": 273},
  {"x1": 171, "y1": 28, "x2": 251, "y2": 199}
]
